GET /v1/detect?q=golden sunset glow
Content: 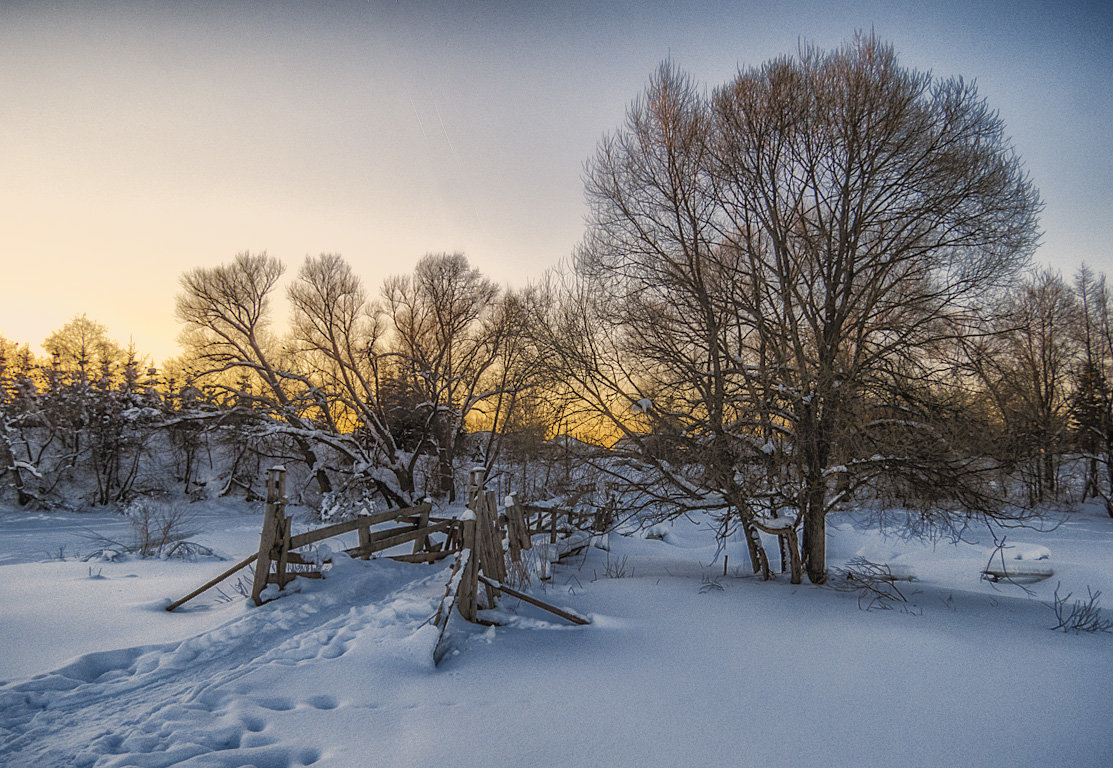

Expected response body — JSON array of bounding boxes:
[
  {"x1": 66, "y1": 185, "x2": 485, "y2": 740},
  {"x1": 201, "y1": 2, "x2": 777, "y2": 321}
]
[{"x1": 2, "y1": 2, "x2": 1110, "y2": 364}]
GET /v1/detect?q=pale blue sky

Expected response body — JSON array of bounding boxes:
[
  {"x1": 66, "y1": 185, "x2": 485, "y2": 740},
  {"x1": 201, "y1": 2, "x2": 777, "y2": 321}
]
[{"x1": 2, "y1": 0, "x2": 1110, "y2": 362}]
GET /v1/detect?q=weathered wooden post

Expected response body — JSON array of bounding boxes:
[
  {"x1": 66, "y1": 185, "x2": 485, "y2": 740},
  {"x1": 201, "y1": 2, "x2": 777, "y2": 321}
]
[
  {"x1": 485, "y1": 490, "x2": 507, "y2": 584},
  {"x1": 357, "y1": 517, "x2": 371, "y2": 559},
  {"x1": 472, "y1": 491, "x2": 501, "y2": 606},
  {"x1": 250, "y1": 467, "x2": 287, "y2": 606},
  {"x1": 412, "y1": 503, "x2": 431, "y2": 555},
  {"x1": 511, "y1": 498, "x2": 532, "y2": 553},
  {"x1": 457, "y1": 510, "x2": 478, "y2": 622},
  {"x1": 504, "y1": 495, "x2": 523, "y2": 564},
  {"x1": 466, "y1": 467, "x2": 485, "y2": 509}
]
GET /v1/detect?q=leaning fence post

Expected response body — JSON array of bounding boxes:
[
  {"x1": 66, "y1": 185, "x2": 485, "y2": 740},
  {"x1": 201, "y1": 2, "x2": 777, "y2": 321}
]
[
  {"x1": 467, "y1": 467, "x2": 485, "y2": 509},
  {"x1": 505, "y1": 495, "x2": 525, "y2": 563},
  {"x1": 251, "y1": 467, "x2": 287, "y2": 606},
  {"x1": 275, "y1": 514, "x2": 292, "y2": 589},
  {"x1": 483, "y1": 490, "x2": 507, "y2": 587}
]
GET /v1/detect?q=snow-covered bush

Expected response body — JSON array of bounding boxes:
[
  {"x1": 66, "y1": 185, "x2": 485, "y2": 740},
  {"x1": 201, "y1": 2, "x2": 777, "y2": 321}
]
[{"x1": 316, "y1": 486, "x2": 377, "y2": 523}]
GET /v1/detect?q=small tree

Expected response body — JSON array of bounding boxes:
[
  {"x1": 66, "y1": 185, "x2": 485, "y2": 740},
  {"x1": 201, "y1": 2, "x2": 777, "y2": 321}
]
[{"x1": 1072, "y1": 265, "x2": 1113, "y2": 511}]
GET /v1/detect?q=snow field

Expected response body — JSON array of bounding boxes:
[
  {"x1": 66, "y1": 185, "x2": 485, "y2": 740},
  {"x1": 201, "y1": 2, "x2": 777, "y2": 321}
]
[{"x1": 1, "y1": 501, "x2": 1111, "y2": 767}]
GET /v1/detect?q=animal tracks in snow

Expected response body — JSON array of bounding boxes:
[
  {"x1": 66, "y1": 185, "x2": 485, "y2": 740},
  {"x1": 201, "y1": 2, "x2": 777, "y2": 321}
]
[{"x1": 0, "y1": 559, "x2": 446, "y2": 767}]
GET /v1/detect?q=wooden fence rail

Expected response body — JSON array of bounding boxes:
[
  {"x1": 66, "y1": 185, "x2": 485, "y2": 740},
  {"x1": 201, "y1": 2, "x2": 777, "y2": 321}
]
[
  {"x1": 167, "y1": 468, "x2": 459, "y2": 610},
  {"x1": 169, "y1": 467, "x2": 594, "y2": 631}
]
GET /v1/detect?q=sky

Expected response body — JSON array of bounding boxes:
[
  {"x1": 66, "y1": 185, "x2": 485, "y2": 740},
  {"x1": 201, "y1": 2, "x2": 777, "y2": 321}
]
[{"x1": 1, "y1": 0, "x2": 1111, "y2": 364}]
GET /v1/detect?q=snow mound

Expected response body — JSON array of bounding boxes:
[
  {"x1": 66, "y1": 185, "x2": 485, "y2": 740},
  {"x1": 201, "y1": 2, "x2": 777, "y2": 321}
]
[{"x1": 1000, "y1": 543, "x2": 1051, "y2": 561}]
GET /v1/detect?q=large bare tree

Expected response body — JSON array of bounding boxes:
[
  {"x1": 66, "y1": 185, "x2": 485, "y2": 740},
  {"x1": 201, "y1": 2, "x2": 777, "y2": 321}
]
[
  {"x1": 287, "y1": 252, "x2": 422, "y2": 506},
  {"x1": 568, "y1": 35, "x2": 1042, "y2": 583},
  {"x1": 964, "y1": 270, "x2": 1080, "y2": 503},
  {"x1": 177, "y1": 252, "x2": 334, "y2": 496},
  {"x1": 382, "y1": 252, "x2": 507, "y2": 501}
]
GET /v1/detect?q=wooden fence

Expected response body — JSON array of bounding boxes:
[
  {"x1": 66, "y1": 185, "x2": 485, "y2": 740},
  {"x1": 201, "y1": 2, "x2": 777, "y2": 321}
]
[
  {"x1": 247, "y1": 469, "x2": 460, "y2": 605},
  {"x1": 170, "y1": 467, "x2": 592, "y2": 632}
]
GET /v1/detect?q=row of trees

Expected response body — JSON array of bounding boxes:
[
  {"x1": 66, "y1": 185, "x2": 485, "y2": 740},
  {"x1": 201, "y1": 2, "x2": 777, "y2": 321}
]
[
  {"x1": 4, "y1": 255, "x2": 1111, "y2": 574},
  {"x1": 2, "y1": 36, "x2": 1108, "y2": 586},
  {"x1": 175, "y1": 249, "x2": 542, "y2": 507},
  {"x1": 0, "y1": 253, "x2": 554, "y2": 513},
  {"x1": 0, "y1": 316, "x2": 160, "y2": 506}
]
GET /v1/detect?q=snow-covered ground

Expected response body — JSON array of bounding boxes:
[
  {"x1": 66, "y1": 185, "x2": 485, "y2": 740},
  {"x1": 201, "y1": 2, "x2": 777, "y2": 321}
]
[{"x1": 2, "y1": 500, "x2": 1111, "y2": 767}]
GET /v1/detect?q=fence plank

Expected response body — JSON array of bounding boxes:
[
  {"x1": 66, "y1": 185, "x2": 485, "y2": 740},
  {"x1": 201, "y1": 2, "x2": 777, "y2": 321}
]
[
  {"x1": 389, "y1": 550, "x2": 454, "y2": 564},
  {"x1": 288, "y1": 503, "x2": 432, "y2": 550},
  {"x1": 347, "y1": 520, "x2": 454, "y2": 556},
  {"x1": 250, "y1": 469, "x2": 286, "y2": 605},
  {"x1": 476, "y1": 574, "x2": 590, "y2": 625},
  {"x1": 165, "y1": 552, "x2": 259, "y2": 611}
]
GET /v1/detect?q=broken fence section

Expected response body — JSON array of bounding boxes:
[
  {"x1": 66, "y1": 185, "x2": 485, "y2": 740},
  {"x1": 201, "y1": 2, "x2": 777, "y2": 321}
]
[{"x1": 169, "y1": 467, "x2": 594, "y2": 633}]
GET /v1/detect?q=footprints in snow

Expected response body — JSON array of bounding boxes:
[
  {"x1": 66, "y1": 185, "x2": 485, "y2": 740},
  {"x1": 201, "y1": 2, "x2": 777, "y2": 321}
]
[
  {"x1": 83, "y1": 694, "x2": 333, "y2": 767},
  {"x1": 305, "y1": 694, "x2": 339, "y2": 710},
  {"x1": 252, "y1": 694, "x2": 339, "y2": 712},
  {"x1": 2, "y1": 566, "x2": 441, "y2": 767}
]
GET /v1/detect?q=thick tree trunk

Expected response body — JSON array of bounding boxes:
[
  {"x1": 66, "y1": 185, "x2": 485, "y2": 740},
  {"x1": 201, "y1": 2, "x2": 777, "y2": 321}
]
[
  {"x1": 797, "y1": 396, "x2": 832, "y2": 585},
  {"x1": 740, "y1": 517, "x2": 771, "y2": 579},
  {"x1": 802, "y1": 483, "x2": 828, "y2": 584},
  {"x1": 438, "y1": 447, "x2": 456, "y2": 502},
  {"x1": 802, "y1": 511, "x2": 827, "y2": 584},
  {"x1": 291, "y1": 436, "x2": 331, "y2": 496}
]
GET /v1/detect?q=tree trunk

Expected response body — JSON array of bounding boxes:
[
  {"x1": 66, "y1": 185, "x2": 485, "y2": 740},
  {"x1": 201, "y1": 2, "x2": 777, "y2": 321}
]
[
  {"x1": 802, "y1": 483, "x2": 828, "y2": 584},
  {"x1": 740, "y1": 517, "x2": 771, "y2": 579},
  {"x1": 1042, "y1": 450, "x2": 1057, "y2": 501},
  {"x1": 1105, "y1": 443, "x2": 1113, "y2": 507},
  {"x1": 438, "y1": 446, "x2": 456, "y2": 502},
  {"x1": 784, "y1": 527, "x2": 803, "y2": 585},
  {"x1": 1085, "y1": 455, "x2": 1099, "y2": 500}
]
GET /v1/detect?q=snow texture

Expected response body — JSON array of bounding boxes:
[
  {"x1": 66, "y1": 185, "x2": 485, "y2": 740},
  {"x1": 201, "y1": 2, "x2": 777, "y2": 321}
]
[{"x1": 1, "y1": 500, "x2": 1112, "y2": 767}]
